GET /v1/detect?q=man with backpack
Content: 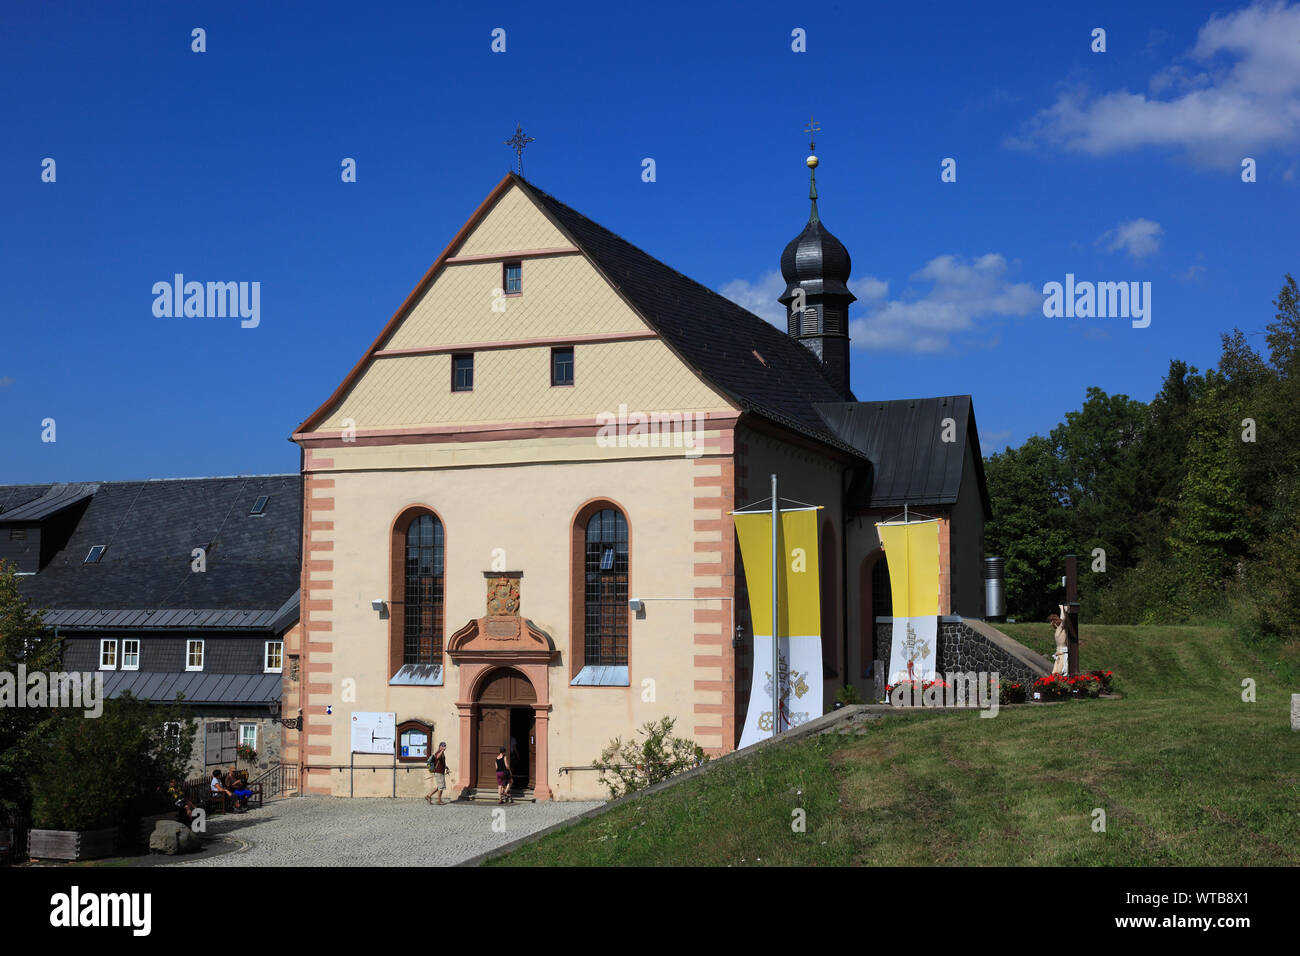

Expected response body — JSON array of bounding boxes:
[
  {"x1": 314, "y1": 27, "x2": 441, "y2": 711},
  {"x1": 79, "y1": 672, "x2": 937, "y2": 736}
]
[{"x1": 425, "y1": 742, "x2": 449, "y2": 805}]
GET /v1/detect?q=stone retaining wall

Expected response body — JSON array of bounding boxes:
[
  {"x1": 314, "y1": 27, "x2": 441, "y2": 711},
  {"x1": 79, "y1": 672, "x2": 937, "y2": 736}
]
[{"x1": 874, "y1": 617, "x2": 1050, "y2": 689}]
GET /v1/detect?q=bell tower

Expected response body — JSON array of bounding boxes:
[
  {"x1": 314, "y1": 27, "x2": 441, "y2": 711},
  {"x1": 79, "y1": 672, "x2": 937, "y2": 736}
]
[{"x1": 777, "y1": 118, "x2": 855, "y2": 399}]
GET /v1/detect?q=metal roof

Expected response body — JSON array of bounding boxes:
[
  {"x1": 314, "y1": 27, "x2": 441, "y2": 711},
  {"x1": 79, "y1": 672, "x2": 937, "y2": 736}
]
[
  {"x1": 42, "y1": 607, "x2": 287, "y2": 631},
  {"x1": 100, "y1": 670, "x2": 281, "y2": 704},
  {"x1": 816, "y1": 396, "x2": 991, "y2": 517},
  {"x1": 0, "y1": 482, "x2": 99, "y2": 522}
]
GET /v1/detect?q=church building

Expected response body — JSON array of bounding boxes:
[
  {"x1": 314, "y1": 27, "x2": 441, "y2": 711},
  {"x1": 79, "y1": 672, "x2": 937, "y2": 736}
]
[{"x1": 290, "y1": 153, "x2": 990, "y2": 800}]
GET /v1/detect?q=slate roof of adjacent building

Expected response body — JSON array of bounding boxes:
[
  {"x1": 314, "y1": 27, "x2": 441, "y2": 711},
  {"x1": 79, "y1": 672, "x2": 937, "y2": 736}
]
[
  {"x1": 0, "y1": 482, "x2": 99, "y2": 522},
  {"x1": 815, "y1": 396, "x2": 991, "y2": 518},
  {"x1": 515, "y1": 176, "x2": 865, "y2": 460},
  {"x1": 98, "y1": 670, "x2": 282, "y2": 704},
  {"x1": 2, "y1": 475, "x2": 302, "y2": 631}
]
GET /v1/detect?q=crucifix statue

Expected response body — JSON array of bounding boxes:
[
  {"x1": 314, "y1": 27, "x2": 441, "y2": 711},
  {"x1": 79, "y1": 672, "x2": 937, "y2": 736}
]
[{"x1": 505, "y1": 123, "x2": 535, "y2": 176}]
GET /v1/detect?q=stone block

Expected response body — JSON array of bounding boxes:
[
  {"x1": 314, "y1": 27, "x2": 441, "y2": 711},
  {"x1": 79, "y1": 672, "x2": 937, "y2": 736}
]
[
  {"x1": 149, "y1": 819, "x2": 200, "y2": 855},
  {"x1": 1292, "y1": 694, "x2": 1299, "y2": 731}
]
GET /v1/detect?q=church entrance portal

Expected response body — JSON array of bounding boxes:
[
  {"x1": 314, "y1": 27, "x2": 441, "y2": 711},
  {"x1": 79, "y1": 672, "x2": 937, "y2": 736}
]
[{"x1": 473, "y1": 667, "x2": 537, "y2": 792}]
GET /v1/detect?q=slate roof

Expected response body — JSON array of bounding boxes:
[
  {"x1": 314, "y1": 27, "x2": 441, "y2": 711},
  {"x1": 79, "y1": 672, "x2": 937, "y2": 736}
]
[
  {"x1": 815, "y1": 396, "x2": 991, "y2": 518},
  {"x1": 0, "y1": 484, "x2": 57, "y2": 516},
  {"x1": 99, "y1": 670, "x2": 281, "y2": 705},
  {"x1": 516, "y1": 177, "x2": 865, "y2": 459},
  {"x1": 3, "y1": 475, "x2": 302, "y2": 630},
  {"x1": 0, "y1": 482, "x2": 99, "y2": 521}
]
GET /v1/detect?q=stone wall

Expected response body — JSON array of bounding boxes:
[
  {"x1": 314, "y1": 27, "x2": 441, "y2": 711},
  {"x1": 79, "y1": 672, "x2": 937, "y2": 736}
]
[
  {"x1": 873, "y1": 617, "x2": 1050, "y2": 689},
  {"x1": 180, "y1": 715, "x2": 282, "y2": 779}
]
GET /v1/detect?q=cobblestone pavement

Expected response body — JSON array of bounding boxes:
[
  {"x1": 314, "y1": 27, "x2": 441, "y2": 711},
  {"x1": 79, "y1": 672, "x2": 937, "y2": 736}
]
[{"x1": 163, "y1": 795, "x2": 603, "y2": 867}]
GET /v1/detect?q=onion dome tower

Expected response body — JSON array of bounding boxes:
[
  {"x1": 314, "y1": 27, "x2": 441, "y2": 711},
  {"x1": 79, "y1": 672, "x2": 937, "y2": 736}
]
[{"x1": 777, "y1": 122, "x2": 855, "y2": 398}]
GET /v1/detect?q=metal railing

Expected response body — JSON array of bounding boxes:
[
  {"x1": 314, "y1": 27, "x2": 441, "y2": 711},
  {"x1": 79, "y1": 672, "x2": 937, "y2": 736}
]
[{"x1": 251, "y1": 763, "x2": 299, "y2": 799}]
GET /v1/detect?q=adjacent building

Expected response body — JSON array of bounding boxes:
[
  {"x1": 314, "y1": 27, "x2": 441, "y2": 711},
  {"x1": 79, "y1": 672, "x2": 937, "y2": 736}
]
[{"x1": 0, "y1": 476, "x2": 302, "y2": 778}]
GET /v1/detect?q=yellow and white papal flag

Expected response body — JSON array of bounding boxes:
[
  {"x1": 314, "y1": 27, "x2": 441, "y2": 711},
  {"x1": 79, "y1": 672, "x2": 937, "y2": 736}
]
[
  {"x1": 875, "y1": 519, "x2": 941, "y2": 685},
  {"x1": 734, "y1": 507, "x2": 822, "y2": 747}
]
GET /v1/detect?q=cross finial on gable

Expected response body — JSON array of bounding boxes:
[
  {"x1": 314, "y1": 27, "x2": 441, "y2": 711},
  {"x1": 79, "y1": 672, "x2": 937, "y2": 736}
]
[{"x1": 505, "y1": 123, "x2": 535, "y2": 176}]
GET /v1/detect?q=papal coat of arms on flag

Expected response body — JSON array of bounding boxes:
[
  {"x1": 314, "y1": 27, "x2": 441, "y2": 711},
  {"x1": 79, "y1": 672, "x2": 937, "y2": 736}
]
[
  {"x1": 875, "y1": 518, "x2": 941, "y2": 686},
  {"x1": 733, "y1": 505, "x2": 823, "y2": 747}
]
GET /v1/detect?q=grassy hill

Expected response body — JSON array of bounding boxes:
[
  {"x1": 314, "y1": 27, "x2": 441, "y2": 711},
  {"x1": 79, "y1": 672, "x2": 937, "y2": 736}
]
[{"x1": 486, "y1": 624, "x2": 1300, "y2": 866}]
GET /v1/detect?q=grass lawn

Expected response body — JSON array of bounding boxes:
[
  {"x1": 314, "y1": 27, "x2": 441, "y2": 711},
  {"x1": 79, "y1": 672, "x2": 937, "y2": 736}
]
[{"x1": 487, "y1": 624, "x2": 1300, "y2": 866}]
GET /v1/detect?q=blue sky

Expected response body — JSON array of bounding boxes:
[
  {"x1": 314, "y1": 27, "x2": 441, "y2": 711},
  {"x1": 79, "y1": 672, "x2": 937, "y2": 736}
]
[{"x1": 3, "y1": 0, "x2": 1297, "y2": 481}]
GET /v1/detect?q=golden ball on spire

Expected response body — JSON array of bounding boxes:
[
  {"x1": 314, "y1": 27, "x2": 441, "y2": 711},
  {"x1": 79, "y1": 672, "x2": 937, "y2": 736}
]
[{"x1": 806, "y1": 154, "x2": 819, "y2": 168}]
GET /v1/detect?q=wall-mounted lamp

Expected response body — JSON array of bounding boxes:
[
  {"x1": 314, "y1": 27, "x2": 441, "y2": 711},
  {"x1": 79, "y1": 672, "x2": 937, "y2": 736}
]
[
  {"x1": 628, "y1": 598, "x2": 644, "y2": 613},
  {"x1": 371, "y1": 598, "x2": 386, "y2": 613}
]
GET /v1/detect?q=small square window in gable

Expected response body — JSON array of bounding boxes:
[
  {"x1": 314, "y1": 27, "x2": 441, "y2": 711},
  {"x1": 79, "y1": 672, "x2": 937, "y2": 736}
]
[
  {"x1": 551, "y1": 346, "x2": 574, "y2": 386},
  {"x1": 504, "y1": 262, "x2": 522, "y2": 295},
  {"x1": 452, "y1": 353, "x2": 474, "y2": 392}
]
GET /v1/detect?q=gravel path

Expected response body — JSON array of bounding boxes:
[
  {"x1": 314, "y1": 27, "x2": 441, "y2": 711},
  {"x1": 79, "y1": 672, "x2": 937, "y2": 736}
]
[{"x1": 163, "y1": 795, "x2": 603, "y2": 867}]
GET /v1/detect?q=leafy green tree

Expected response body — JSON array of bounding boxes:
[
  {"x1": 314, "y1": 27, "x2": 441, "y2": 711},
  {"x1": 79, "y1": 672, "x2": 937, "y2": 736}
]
[
  {"x1": 29, "y1": 692, "x2": 194, "y2": 831},
  {"x1": 983, "y1": 436, "x2": 1072, "y2": 620},
  {"x1": 0, "y1": 560, "x2": 62, "y2": 823}
]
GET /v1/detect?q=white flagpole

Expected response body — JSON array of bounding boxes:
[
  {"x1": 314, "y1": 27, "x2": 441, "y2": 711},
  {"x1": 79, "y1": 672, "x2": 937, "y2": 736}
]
[{"x1": 771, "y1": 473, "x2": 779, "y2": 737}]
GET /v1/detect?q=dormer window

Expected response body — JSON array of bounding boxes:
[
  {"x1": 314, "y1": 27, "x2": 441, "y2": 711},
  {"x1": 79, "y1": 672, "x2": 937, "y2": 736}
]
[{"x1": 504, "y1": 262, "x2": 522, "y2": 295}]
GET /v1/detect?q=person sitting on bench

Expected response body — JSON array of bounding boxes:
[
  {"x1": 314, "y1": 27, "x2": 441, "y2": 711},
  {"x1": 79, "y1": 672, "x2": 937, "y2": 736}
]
[
  {"x1": 226, "y1": 767, "x2": 254, "y2": 810},
  {"x1": 211, "y1": 769, "x2": 238, "y2": 810}
]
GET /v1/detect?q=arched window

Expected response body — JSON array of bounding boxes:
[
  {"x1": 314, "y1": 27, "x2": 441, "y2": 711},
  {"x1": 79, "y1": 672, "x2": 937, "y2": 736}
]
[
  {"x1": 404, "y1": 514, "x2": 444, "y2": 666},
  {"x1": 584, "y1": 508, "x2": 628, "y2": 667}
]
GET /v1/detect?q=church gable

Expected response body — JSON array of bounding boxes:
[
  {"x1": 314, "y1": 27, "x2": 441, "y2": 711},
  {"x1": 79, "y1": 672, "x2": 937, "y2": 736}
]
[{"x1": 298, "y1": 178, "x2": 736, "y2": 436}]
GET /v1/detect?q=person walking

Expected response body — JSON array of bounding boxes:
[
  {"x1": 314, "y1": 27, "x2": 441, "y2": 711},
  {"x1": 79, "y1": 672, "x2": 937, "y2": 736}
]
[
  {"x1": 495, "y1": 746, "x2": 512, "y2": 804},
  {"x1": 425, "y1": 741, "x2": 449, "y2": 805}
]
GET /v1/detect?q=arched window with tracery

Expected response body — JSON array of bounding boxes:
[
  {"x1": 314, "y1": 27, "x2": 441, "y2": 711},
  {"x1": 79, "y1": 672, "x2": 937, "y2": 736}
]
[
  {"x1": 390, "y1": 511, "x2": 445, "y2": 674},
  {"x1": 584, "y1": 507, "x2": 628, "y2": 666}
]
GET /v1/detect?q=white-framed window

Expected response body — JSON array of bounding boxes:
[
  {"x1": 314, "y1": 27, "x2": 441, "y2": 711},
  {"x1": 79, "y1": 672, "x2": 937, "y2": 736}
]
[
  {"x1": 99, "y1": 639, "x2": 117, "y2": 670},
  {"x1": 239, "y1": 723, "x2": 258, "y2": 749},
  {"x1": 264, "y1": 640, "x2": 284, "y2": 673},
  {"x1": 186, "y1": 639, "x2": 204, "y2": 671},
  {"x1": 163, "y1": 721, "x2": 182, "y2": 751},
  {"x1": 122, "y1": 639, "x2": 140, "y2": 670}
]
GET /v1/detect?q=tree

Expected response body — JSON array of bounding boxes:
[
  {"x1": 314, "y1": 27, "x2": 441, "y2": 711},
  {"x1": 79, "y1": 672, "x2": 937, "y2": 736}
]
[
  {"x1": 0, "y1": 560, "x2": 63, "y2": 823},
  {"x1": 983, "y1": 436, "x2": 1072, "y2": 620}
]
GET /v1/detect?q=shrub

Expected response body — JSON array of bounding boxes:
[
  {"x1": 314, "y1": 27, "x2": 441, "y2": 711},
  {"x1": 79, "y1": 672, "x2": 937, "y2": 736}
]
[
  {"x1": 29, "y1": 692, "x2": 194, "y2": 831},
  {"x1": 835, "y1": 684, "x2": 863, "y2": 706},
  {"x1": 592, "y1": 716, "x2": 707, "y2": 800}
]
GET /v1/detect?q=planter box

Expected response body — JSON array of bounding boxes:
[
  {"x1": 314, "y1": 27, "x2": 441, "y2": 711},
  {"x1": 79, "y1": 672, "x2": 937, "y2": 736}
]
[{"x1": 28, "y1": 827, "x2": 118, "y2": 862}]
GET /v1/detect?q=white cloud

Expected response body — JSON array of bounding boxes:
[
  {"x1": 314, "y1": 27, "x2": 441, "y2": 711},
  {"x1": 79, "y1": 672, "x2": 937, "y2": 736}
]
[
  {"x1": 1098, "y1": 218, "x2": 1164, "y2": 259},
  {"x1": 0, "y1": 376, "x2": 13, "y2": 388},
  {"x1": 721, "y1": 255, "x2": 1036, "y2": 353},
  {"x1": 718, "y1": 271, "x2": 787, "y2": 325},
  {"x1": 1008, "y1": 1, "x2": 1300, "y2": 167},
  {"x1": 850, "y1": 254, "x2": 1040, "y2": 352}
]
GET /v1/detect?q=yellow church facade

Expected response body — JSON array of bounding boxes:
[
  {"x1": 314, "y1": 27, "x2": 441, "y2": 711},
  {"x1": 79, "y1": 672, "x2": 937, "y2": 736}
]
[{"x1": 289, "y1": 171, "x2": 990, "y2": 800}]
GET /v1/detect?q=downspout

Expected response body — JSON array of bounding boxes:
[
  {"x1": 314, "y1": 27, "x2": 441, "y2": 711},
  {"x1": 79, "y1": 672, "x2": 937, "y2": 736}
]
[{"x1": 841, "y1": 466, "x2": 852, "y2": 694}]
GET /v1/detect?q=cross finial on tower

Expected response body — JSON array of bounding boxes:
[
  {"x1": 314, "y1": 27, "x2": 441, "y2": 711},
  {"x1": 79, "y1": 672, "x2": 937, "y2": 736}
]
[
  {"x1": 804, "y1": 114, "x2": 821, "y2": 153},
  {"x1": 505, "y1": 123, "x2": 535, "y2": 176},
  {"x1": 803, "y1": 116, "x2": 821, "y2": 221}
]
